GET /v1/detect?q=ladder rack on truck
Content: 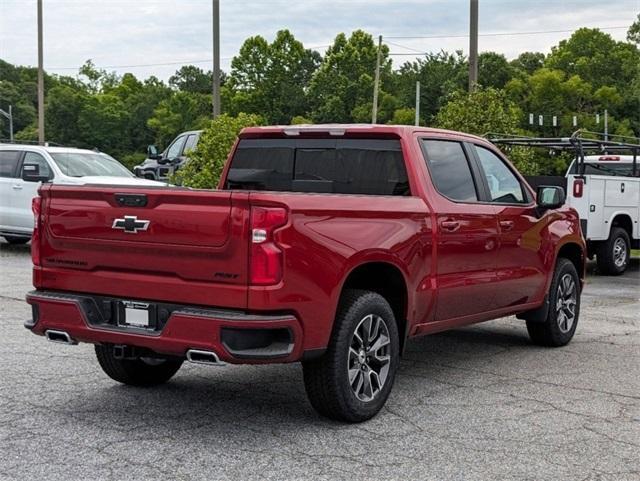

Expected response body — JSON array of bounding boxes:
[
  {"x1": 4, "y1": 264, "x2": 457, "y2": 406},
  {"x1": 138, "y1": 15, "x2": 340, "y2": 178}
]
[{"x1": 488, "y1": 130, "x2": 640, "y2": 275}]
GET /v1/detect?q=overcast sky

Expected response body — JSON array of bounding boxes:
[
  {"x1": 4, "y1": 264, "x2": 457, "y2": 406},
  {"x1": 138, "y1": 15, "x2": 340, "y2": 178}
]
[{"x1": 0, "y1": 0, "x2": 638, "y2": 81}]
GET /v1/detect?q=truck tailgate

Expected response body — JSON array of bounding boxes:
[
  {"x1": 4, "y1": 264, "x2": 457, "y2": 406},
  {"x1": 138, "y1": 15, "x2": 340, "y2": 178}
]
[{"x1": 36, "y1": 184, "x2": 250, "y2": 308}]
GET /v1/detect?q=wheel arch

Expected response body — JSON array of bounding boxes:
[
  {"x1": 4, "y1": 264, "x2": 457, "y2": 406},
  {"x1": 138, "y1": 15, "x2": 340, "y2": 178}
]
[
  {"x1": 338, "y1": 261, "x2": 410, "y2": 353},
  {"x1": 555, "y1": 241, "x2": 585, "y2": 287},
  {"x1": 609, "y1": 213, "x2": 634, "y2": 239}
]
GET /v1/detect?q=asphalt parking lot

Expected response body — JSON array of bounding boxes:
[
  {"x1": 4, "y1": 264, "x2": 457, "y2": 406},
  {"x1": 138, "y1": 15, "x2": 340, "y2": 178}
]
[{"x1": 0, "y1": 241, "x2": 638, "y2": 481}]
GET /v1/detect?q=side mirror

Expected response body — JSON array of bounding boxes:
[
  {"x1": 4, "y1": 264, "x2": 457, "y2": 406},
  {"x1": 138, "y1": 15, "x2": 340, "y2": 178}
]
[
  {"x1": 147, "y1": 145, "x2": 161, "y2": 159},
  {"x1": 21, "y1": 163, "x2": 50, "y2": 183},
  {"x1": 537, "y1": 185, "x2": 565, "y2": 210}
]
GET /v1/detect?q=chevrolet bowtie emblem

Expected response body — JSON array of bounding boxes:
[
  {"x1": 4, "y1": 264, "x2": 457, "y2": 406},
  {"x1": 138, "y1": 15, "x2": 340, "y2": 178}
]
[{"x1": 112, "y1": 216, "x2": 150, "y2": 234}]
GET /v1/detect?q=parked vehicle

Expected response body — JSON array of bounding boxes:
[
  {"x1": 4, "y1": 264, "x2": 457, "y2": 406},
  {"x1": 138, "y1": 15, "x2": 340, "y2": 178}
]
[
  {"x1": 0, "y1": 144, "x2": 163, "y2": 244},
  {"x1": 134, "y1": 130, "x2": 202, "y2": 181},
  {"x1": 565, "y1": 155, "x2": 639, "y2": 274},
  {"x1": 490, "y1": 132, "x2": 639, "y2": 275},
  {"x1": 26, "y1": 125, "x2": 585, "y2": 422}
]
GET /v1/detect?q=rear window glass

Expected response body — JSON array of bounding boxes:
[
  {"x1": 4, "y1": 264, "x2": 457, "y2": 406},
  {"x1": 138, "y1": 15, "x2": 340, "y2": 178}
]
[
  {"x1": 0, "y1": 150, "x2": 21, "y2": 178},
  {"x1": 421, "y1": 140, "x2": 478, "y2": 202},
  {"x1": 568, "y1": 161, "x2": 639, "y2": 177},
  {"x1": 226, "y1": 138, "x2": 410, "y2": 196}
]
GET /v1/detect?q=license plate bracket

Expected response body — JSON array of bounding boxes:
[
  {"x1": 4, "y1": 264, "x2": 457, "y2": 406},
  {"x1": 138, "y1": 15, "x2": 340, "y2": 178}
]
[{"x1": 118, "y1": 301, "x2": 157, "y2": 329}]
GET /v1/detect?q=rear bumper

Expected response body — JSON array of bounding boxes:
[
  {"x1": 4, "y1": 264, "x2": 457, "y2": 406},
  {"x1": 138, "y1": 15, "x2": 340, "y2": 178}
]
[{"x1": 25, "y1": 290, "x2": 304, "y2": 364}]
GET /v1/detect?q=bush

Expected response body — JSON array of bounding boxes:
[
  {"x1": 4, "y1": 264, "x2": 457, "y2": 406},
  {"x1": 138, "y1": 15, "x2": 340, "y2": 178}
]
[
  {"x1": 119, "y1": 152, "x2": 146, "y2": 171},
  {"x1": 174, "y1": 113, "x2": 264, "y2": 188}
]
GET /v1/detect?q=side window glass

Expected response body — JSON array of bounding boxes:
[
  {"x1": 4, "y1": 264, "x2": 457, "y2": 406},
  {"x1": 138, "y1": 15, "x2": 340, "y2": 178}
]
[
  {"x1": 421, "y1": 140, "x2": 477, "y2": 202},
  {"x1": 0, "y1": 151, "x2": 21, "y2": 178},
  {"x1": 23, "y1": 152, "x2": 52, "y2": 179},
  {"x1": 166, "y1": 136, "x2": 186, "y2": 160},
  {"x1": 183, "y1": 134, "x2": 198, "y2": 155},
  {"x1": 475, "y1": 146, "x2": 525, "y2": 203}
]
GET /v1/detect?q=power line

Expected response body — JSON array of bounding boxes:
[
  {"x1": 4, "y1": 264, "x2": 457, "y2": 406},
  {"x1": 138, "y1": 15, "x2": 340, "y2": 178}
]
[{"x1": 383, "y1": 25, "x2": 628, "y2": 39}]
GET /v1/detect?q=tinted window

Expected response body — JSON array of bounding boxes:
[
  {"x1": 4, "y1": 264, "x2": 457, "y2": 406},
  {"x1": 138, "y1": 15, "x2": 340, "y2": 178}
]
[
  {"x1": 23, "y1": 152, "x2": 53, "y2": 179},
  {"x1": 183, "y1": 134, "x2": 198, "y2": 155},
  {"x1": 475, "y1": 146, "x2": 525, "y2": 203},
  {"x1": 0, "y1": 151, "x2": 21, "y2": 178},
  {"x1": 226, "y1": 138, "x2": 409, "y2": 196},
  {"x1": 166, "y1": 135, "x2": 186, "y2": 160},
  {"x1": 422, "y1": 140, "x2": 477, "y2": 202}
]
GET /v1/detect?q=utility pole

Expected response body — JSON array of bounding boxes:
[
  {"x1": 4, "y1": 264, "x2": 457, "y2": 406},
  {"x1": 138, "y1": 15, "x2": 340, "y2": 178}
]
[
  {"x1": 414, "y1": 81, "x2": 420, "y2": 126},
  {"x1": 604, "y1": 109, "x2": 608, "y2": 141},
  {"x1": 212, "y1": 0, "x2": 221, "y2": 117},
  {"x1": 469, "y1": 0, "x2": 479, "y2": 92},
  {"x1": 37, "y1": 0, "x2": 45, "y2": 144},
  {"x1": 0, "y1": 106, "x2": 13, "y2": 142},
  {"x1": 372, "y1": 35, "x2": 382, "y2": 124}
]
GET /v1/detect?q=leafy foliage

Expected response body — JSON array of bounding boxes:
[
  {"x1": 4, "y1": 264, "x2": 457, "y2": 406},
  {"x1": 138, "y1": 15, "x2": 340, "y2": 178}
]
[{"x1": 174, "y1": 113, "x2": 264, "y2": 188}]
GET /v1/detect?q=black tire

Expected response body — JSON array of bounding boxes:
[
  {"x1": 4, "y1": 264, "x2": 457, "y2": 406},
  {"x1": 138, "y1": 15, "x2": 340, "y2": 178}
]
[
  {"x1": 95, "y1": 344, "x2": 183, "y2": 386},
  {"x1": 596, "y1": 227, "x2": 630, "y2": 275},
  {"x1": 527, "y1": 258, "x2": 581, "y2": 347},
  {"x1": 3, "y1": 235, "x2": 29, "y2": 245},
  {"x1": 302, "y1": 289, "x2": 400, "y2": 423}
]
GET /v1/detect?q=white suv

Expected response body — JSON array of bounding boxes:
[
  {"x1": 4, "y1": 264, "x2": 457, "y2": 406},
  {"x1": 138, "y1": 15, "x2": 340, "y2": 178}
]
[{"x1": 0, "y1": 145, "x2": 163, "y2": 244}]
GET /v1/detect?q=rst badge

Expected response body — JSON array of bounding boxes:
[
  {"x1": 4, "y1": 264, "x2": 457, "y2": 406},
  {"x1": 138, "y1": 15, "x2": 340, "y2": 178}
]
[{"x1": 112, "y1": 216, "x2": 150, "y2": 234}]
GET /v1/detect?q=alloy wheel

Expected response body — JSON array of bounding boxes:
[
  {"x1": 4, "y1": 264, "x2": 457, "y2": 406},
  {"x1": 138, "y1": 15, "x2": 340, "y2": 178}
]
[{"x1": 556, "y1": 273, "x2": 577, "y2": 333}]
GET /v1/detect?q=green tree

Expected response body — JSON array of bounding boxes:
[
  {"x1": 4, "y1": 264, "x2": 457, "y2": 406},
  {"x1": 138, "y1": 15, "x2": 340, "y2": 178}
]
[
  {"x1": 169, "y1": 65, "x2": 217, "y2": 94},
  {"x1": 510, "y1": 52, "x2": 545, "y2": 75},
  {"x1": 478, "y1": 52, "x2": 514, "y2": 89},
  {"x1": 394, "y1": 50, "x2": 467, "y2": 126},
  {"x1": 228, "y1": 30, "x2": 320, "y2": 123},
  {"x1": 545, "y1": 28, "x2": 639, "y2": 91},
  {"x1": 176, "y1": 113, "x2": 264, "y2": 188},
  {"x1": 627, "y1": 13, "x2": 640, "y2": 44},
  {"x1": 308, "y1": 30, "x2": 393, "y2": 123},
  {"x1": 147, "y1": 90, "x2": 211, "y2": 147}
]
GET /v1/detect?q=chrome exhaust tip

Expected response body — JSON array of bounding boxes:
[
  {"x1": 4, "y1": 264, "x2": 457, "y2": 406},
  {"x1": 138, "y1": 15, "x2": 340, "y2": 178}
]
[
  {"x1": 186, "y1": 349, "x2": 225, "y2": 366},
  {"x1": 45, "y1": 330, "x2": 77, "y2": 345}
]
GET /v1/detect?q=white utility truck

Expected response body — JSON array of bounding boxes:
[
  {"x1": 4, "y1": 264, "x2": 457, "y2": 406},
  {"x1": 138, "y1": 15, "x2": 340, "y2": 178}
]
[{"x1": 489, "y1": 132, "x2": 639, "y2": 275}]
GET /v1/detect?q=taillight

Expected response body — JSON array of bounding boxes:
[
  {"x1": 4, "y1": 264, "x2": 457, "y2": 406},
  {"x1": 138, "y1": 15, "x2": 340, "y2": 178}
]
[
  {"x1": 572, "y1": 179, "x2": 584, "y2": 198},
  {"x1": 250, "y1": 206, "x2": 287, "y2": 285},
  {"x1": 31, "y1": 196, "x2": 42, "y2": 266}
]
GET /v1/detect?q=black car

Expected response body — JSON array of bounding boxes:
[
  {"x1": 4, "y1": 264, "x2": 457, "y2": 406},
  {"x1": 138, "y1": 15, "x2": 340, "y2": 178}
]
[{"x1": 134, "y1": 130, "x2": 202, "y2": 181}]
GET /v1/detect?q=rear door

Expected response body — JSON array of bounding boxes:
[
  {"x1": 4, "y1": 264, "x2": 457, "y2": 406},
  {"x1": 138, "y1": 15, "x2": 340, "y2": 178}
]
[
  {"x1": 0, "y1": 150, "x2": 23, "y2": 231},
  {"x1": 471, "y1": 144, "x2": 546, "y2": 309},
  {"x1": 420, "y1": 139, "x2": 499, "y2": 321}
]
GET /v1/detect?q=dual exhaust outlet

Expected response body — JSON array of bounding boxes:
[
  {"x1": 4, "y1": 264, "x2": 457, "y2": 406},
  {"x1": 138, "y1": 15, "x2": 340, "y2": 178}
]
[{"x1": 44, "y1": 330, "x2": 224, "y2": 366}]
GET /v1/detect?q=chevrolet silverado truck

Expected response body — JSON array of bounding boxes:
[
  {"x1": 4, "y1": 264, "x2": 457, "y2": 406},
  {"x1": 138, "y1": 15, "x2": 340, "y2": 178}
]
[{"x1": 25, "y1": 125, "x2": 586, "y2": 422}]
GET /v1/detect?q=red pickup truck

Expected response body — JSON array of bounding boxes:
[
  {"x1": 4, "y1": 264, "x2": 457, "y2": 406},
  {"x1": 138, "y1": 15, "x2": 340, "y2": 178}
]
[{"x1": 26, "y1": 125, "x2": 585, "y2": 422}]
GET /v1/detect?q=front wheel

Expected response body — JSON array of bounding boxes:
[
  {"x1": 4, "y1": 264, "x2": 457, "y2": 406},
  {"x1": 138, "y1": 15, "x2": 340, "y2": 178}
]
[
  {"x1": 95, "y1": 344, "x2": 183, "y2": 386},
  {"x1": 527, "y1": 258, "x2": 581, "y2": 347},
  {"x1": 302, "y1": 290, "x2": 400, "y2": 423}
]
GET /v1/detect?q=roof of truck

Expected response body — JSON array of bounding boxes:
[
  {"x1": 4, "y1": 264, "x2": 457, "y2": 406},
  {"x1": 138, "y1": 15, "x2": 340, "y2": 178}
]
[{"x1": 240, "y1": 124, "x2": 488, "y2": 143}]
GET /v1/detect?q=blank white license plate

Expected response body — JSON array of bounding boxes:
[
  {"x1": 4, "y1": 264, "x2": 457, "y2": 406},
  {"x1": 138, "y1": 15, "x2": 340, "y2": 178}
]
[{"x1": 123, "y1": 302, "x2": 150, "y2": 327}]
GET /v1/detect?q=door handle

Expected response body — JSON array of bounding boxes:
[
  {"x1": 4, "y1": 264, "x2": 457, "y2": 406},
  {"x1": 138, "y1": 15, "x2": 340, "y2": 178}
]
[
  {"x1": 441, "y1": 220, "x2": 460, "y2": 232},
  {"x1": 12, "y1": 184, "x2": 23, "y2": 190},
  {"x1": 499, "y1": 220, "x2": 514, "y2": 231}
]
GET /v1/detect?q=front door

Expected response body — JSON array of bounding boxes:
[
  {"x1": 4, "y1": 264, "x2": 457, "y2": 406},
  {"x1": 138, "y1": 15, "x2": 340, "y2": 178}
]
[
  {"x1": 472, "y1": 144, "x2": 546, "y2": 309},
  {"x1": 12, "y1": 152, "x2": 53, "y2": 233}
]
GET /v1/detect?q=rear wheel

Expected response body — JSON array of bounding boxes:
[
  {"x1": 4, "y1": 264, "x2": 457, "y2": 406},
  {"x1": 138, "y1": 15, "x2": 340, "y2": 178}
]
[
  {"x1": 3, "y1": 235, "x2": 29, "y2": 245},
  {"x1": 596, "y1": 227, "x2": 630, "y2": 275},
  {"x1": 527, "y1": 258, "x2": 580, "y2": 347},
  {"x1": 95, "y1": 344, "x2": 183, "y2": 386},
  {"x1": 302, "y1": 290, "x2": 400, "y2": 423}
]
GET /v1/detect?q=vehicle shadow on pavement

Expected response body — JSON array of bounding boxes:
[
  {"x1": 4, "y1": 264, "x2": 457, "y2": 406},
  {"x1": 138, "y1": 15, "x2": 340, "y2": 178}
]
[{"x1": 56, "y1": 322, "x2": 539, "y2": 432}]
